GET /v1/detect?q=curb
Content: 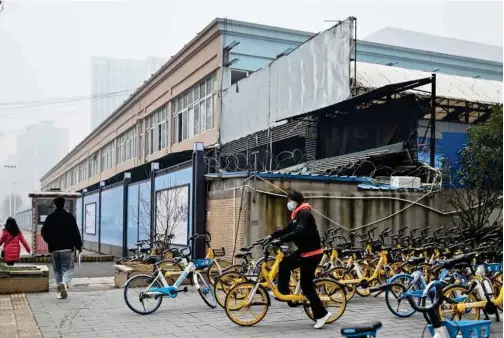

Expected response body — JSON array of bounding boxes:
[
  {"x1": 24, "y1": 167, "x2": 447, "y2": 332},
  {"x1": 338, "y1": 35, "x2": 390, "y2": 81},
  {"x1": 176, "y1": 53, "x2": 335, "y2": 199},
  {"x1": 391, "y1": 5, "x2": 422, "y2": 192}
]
[{"x1": 19, "y1": 255, "x2": 114, "y2": 263}]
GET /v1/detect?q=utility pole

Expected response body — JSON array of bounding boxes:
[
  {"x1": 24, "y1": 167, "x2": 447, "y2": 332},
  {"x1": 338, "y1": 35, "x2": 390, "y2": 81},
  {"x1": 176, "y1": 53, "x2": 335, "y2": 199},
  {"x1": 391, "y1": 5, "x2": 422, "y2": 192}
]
[{"x1": 3, "y1": 165, "x2": 17, "y2": 216}]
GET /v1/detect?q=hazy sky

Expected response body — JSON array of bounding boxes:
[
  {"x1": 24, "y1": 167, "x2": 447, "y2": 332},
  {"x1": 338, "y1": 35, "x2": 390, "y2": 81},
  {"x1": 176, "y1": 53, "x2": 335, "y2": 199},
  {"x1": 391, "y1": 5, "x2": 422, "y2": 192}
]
[{"x1": 0, "y1": 0, "x2": 502, "y2": 197}]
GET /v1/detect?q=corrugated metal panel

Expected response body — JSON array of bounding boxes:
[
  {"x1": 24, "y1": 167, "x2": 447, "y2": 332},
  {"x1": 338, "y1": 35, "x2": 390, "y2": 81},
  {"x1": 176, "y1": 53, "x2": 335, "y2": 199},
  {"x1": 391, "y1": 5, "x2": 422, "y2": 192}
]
[
  {"x1": 221, "y1": 120, "x2": 310, "y2": 154},
  {"x1": 281, "y1": 142, "x2": 408, "y2": 175},
  {"x1": 269, "y1": 19, "x2": 353, "y2": 123},
  {"x1": 356, "y1": 62, "x2": 503, "y2": 104}
]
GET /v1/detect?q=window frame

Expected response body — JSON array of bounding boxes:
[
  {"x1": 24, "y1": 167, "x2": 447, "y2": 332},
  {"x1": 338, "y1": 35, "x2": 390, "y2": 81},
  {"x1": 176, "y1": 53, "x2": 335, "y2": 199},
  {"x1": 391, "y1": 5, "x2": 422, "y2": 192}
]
[
  {"x1": 172, "y1": 73, "x2": 217, "y2": 144},
  {"x1": 146, "y1": 106, "x2": 168, "y2": 155}
]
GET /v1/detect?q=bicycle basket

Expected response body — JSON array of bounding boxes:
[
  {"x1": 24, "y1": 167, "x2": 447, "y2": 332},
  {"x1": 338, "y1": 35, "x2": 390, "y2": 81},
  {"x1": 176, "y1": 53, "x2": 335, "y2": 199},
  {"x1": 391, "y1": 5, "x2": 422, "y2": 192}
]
[
  {"x1": 194, "y1": 258, "x2": 213, "y2": 270},
  {"x1": 213, "y1": 247, "x2": 226, "y2": 257},
  {"x1": 484, "y1": 263, "x2": 503, "y2": 273},
  {"x1": 428, "y1": 320, "x2": 491, "y2": 338}
]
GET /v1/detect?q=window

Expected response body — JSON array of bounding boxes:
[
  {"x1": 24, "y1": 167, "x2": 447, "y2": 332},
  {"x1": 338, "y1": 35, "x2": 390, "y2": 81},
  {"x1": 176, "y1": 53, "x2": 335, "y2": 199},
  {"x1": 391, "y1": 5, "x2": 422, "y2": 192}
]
[
  {"x1": 72, "y1": 167, "x2": 78, "y2": 186},
  {"x1": 101, "y1": 142, "x2": 114, "y2": 172},
  {"x1": 172, "y1": 73, "x2": 217, "y2": 144},
  {"x1": 117, "y1": 127, "x2": 137, "y2": 164},
  {"x1": 79, "y1": 160, "x2": 88, "y2": 182},
  {"x1": 231, "y1": 69, "x2": 250, "y2": 85},
  {"x1": 146, "y1": 106, "x2": 168, "y2": 154},
  {"x1": 89, "y1": 152, "x2": 100, "y2": 177}
]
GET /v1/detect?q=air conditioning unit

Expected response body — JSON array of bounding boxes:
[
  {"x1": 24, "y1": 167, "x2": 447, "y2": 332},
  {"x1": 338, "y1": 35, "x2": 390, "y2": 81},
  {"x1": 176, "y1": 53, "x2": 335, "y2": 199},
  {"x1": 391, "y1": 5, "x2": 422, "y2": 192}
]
[{"x1": 390, "y1": 176, "x2": 421, "y2": 189}]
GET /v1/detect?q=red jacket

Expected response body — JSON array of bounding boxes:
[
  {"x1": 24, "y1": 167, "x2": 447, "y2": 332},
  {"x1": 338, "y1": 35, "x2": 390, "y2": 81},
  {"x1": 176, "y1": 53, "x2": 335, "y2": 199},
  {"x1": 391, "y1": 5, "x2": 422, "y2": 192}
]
[{"x1": 0, "y1": 230, "x2": 31, "y2": 263}]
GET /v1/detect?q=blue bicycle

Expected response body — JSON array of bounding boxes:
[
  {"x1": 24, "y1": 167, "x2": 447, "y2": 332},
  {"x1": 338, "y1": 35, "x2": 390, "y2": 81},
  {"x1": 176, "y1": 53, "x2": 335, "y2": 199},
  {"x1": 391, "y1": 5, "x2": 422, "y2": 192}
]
[
  {"x1": 123, "y1": 240, "x2": 217, "y2": 315},
  {"x1": 381, "y1": 253, "x2": 472, "y2": 318},
  {"x1": 341, "y1": 281, "x2": 491, "y2": 338}
]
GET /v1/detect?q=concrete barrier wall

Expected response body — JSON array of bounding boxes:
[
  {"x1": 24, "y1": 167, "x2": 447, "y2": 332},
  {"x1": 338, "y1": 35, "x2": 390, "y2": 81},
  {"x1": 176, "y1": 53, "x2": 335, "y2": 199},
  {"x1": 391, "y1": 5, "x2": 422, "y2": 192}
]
[{"x1": 207, "y1": 176, "x2": 458, "y2": 254}]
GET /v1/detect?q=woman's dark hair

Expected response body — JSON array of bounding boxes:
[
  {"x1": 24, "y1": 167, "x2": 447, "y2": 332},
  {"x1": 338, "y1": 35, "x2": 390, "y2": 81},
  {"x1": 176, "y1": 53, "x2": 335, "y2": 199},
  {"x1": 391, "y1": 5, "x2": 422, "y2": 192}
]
[
  {"x1": 287, "y1": 189, "x2": 305, "y2": 204},
  {"x1": 5, "y1": 217, "x2": 20, "y2": 237}
]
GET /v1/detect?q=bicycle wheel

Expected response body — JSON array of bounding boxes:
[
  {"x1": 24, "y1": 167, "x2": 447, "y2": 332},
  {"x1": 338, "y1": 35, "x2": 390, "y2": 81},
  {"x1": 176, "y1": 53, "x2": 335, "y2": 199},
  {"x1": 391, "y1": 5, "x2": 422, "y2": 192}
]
[
  {"x1": 440, "y1": 284, "x2": 480, "y2": 321},
  {"x1": 225, "y1": 282, "x2": 269, "y2": 326},
  {"x1": 304, "y1": 278, "x2": 347, "y2": 324},
  {"x1": 214, "y1": 270, "x2": 247, "y2": 308},
  {"x1": 328, "y1": 267, "x2": 356, "y2": 301},
  {"x1": 255, "y1": 256, "x2": 276, "y2": 271},
  {"x1": 123, "y1": 274, "x2": 163, "y2": 315},
  {"x1": 384, "y1": 274, "x2": 420, "y2": 318},
  {"x1": 195, "y1": 272, "x2": 217, "y2": 309},
  {"x1": 206, "y1": 259, "x2": 233, "y2": 285}
]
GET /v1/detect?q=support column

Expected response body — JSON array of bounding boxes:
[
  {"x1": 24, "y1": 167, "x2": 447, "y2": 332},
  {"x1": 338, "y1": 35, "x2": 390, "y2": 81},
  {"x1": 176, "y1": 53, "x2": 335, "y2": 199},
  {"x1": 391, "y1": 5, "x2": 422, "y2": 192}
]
[
  {"x1": 150, "y1": 162, "x2": 159, "y2": 244},
  {"x1": 98, "y1": 181, "x2": 105, "y2": 254},
  {"x1": 122, "y1": 172, "x2": 131, "y2": 257},
  {"x1": 81, "y1": 188, "x2": 87, "y2": 247},
  {"x1": 192, "y1": 142, "x2": 206, "y2": 258},
  {"x1": 430, "y1": 74, "x2": 437, "y2": 168}
]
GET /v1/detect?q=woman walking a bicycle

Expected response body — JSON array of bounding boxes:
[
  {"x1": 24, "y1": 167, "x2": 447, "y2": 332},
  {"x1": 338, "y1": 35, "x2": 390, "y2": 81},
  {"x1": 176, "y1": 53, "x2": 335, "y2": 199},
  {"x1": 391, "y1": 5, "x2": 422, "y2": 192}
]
[{"x1": 267, "y1": 189, "x2": 332, "y2": 329}]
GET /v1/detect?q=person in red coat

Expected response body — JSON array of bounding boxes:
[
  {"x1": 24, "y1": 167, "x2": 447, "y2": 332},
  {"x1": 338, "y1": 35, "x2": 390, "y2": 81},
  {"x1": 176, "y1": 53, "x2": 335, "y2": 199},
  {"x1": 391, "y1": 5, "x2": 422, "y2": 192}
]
[{"x1": 0, "y1": 217, "x2": 31, "y2": 265}]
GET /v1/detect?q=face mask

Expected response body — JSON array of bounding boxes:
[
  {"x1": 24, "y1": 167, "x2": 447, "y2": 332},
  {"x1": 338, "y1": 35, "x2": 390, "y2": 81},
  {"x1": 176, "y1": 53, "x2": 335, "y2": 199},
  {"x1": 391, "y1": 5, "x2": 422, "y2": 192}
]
[{"x1": 287, "y1": 201, "x2": 297, "y2": 212}]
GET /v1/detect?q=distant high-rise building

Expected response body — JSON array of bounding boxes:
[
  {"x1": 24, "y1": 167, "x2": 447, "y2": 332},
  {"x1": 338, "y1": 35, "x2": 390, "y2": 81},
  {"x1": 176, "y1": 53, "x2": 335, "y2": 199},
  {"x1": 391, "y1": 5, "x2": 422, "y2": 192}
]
[
  {"x1": 91, "y1": 57, "x2": 167, "y2": 129},
  {"x1": 15, "y1": 121, "x2": 69, "y2": 204}
]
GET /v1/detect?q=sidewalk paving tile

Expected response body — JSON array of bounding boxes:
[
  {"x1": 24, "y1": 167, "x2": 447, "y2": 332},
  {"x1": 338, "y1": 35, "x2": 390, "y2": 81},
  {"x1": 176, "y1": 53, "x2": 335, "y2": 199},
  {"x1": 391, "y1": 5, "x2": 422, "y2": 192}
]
[
  {"x1": 23, "y1": 288, "x2": 504, "y2": 338},
  {"x1": 0, "y1": 293, "x2": 42, "y2": 338}
]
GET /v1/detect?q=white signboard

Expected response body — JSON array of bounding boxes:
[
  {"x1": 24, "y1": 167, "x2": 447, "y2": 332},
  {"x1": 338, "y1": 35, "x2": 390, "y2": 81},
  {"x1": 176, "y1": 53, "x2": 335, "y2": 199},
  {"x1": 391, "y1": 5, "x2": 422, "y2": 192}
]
[{"x1": 85, "y1": 203, "x2": 96, "y2": 235}]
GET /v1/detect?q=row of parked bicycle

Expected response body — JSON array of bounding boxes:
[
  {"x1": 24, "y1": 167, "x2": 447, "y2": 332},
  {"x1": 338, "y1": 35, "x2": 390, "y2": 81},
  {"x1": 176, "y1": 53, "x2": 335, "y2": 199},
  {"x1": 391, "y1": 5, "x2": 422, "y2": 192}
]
[{"x1": 119, "y1": 224, "x2": 502, "y2": 338}]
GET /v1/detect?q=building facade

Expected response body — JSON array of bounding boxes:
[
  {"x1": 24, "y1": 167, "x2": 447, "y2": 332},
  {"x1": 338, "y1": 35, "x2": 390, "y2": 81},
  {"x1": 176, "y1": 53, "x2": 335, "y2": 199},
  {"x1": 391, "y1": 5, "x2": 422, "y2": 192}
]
[
  {"x1": 37, "y1": 18, "x2": 503, "y2": 257},
  {"x1": 91, "y1": 56, "x2": 167, "y2": 129},
  {"x1": 41, "y1": 19, "x2": 312, "y2": 192},
  {"x1": 42, "y1": 18, "x2": 504, "y2": 192}
]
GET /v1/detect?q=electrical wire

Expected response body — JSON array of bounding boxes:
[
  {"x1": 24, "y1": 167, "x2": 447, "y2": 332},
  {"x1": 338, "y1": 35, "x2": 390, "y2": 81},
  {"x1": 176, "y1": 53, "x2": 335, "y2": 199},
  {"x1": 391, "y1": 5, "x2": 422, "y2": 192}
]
[{"x1": 0, "y1": 89, "x2": 133, "y2": 114}]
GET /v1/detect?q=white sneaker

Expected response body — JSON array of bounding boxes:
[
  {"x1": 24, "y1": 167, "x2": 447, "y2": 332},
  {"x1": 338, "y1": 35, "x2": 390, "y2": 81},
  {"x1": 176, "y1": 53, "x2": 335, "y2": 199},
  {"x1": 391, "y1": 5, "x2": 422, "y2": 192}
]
[
  {"x1": 56, "y1": 292, "x2": 62, "y2": 299},
  {"x1": 57, "y1": 282, "x2": 68, "y2": 299},
  {"x1": 314, "y1": 312, "x2": 332, "y2": 329}
]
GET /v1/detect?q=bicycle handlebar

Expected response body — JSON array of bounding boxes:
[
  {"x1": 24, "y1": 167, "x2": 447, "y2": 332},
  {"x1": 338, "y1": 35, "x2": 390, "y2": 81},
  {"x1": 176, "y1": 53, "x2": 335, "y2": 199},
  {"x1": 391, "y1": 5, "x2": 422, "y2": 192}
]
[{"x1": 188, "y1": 232, "x2": 211, "y2": 243}]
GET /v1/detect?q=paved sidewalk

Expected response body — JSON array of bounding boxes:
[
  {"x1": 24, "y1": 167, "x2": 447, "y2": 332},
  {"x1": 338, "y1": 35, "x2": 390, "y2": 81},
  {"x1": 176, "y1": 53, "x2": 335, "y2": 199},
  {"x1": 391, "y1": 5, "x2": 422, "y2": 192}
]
[
  {"x1": 0, "y1": 294, "x2": 42, "y2": 338},
  {"x1": 49, "y1": 277, "x2": 115, "y2": 292},
  {"x1": 26, "y1": 288, "x2": 504, "y2": 338}
]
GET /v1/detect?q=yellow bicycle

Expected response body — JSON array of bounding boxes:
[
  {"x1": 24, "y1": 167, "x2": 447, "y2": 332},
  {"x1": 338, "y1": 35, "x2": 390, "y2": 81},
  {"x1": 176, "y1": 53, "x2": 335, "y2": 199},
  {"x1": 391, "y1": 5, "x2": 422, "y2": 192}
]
[{"x1": 224, "y1": 240, "x2": 347, "y2": 326}]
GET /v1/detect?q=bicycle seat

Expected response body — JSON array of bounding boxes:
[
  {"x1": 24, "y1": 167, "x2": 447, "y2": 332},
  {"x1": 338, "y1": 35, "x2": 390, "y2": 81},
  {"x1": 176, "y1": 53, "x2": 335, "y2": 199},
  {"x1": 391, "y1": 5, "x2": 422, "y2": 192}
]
[
  {"x1": 136, "y1": 241, "x2": 147, "y2": 246},
  {"x1": 323, "y1": 248, "x2": 333, "y2": 255},
  {"x1": 234, "y1": 252, "x2": 252, "y2": 260},
  {"x1": 240, "y1": 246, "x2": 252, "y2": 252},
  {"x1": 407, "y1": 257, "x2": 425, "y2": 265},
  {"x1": 140, "y1": 248, "x2": 150, "y2": 253},
  {"x1": 341, "y1": 321, "x2": 382, "y2": 337},
  {"x1": 142, "y1": 257, "x2": 159, "y2": 264},
  {"x1": 128, "y1": 249, "x2": 137, "y2": 254}
]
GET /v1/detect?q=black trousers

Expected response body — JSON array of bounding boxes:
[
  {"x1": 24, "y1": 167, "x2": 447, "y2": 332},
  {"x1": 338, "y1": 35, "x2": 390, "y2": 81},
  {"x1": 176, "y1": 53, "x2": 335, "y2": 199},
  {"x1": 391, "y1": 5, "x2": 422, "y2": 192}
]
[{"x1": 277, "y1": 252, "x2": 328, "y2": 319}]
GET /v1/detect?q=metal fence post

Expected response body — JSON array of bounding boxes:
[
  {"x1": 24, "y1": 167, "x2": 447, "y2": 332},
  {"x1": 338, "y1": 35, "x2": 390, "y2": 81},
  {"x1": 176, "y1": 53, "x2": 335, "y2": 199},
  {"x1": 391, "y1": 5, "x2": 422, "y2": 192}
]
[{"x1": 122, "y1": 172, "x2": 131, "y2": 257}]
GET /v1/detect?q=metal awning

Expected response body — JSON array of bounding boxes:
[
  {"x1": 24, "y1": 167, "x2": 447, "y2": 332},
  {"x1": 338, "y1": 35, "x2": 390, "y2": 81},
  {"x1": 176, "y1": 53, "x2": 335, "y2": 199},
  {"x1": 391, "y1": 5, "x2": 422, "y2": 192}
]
[
  {"x1": 356, "y1": 62, "x2": 502, "y2": 104},
  {"x1": 355, "y1": 62, "x2": 502, "y2": 123}
]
